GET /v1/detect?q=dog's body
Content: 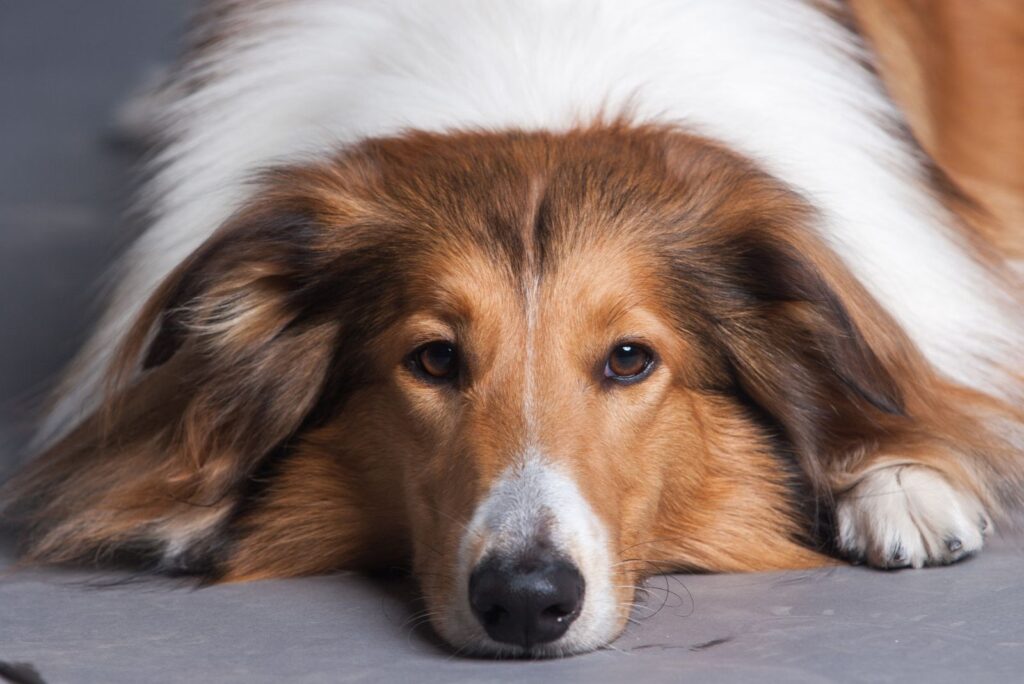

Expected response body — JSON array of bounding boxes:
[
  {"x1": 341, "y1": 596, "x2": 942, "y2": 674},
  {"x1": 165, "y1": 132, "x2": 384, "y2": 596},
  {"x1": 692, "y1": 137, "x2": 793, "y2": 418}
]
[{"x1": 5, "y1": 0, "x2": 1022, "y2": 657}]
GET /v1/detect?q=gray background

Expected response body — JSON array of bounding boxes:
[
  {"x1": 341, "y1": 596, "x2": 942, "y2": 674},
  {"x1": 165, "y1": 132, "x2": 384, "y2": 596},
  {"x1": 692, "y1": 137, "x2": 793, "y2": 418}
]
[{"x1": 1, "y1": 3, "x2": 1022, "y2": 682}]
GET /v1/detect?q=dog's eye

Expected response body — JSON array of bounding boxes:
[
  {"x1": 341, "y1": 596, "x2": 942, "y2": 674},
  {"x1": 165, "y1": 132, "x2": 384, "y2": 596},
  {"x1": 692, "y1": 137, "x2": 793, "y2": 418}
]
[
  {"x1": 412, "y1": 341, "x2": 459, "y2": 381},
  {"x1": 604, "y1": 343, "x2": 655, "y2": 383}
]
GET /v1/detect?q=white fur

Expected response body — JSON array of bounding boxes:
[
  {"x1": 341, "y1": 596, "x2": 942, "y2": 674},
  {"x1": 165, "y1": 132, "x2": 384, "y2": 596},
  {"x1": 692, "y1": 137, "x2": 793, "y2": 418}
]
[
  {"x1": 154, "y1": 505, "x2": 233, "y2": 570},
  {"x1": 837, "y1": 464, "x2": 992, "y2": 568},
  {"x1": 442, "y1": 452, "x2": 616, "y2": 656},
  {"x1": 25, "y1": 0, "x2": 1024, "y2": 660},
  {"x1": 40, "y1": 0, "x2": 1023, "y2": 443}
]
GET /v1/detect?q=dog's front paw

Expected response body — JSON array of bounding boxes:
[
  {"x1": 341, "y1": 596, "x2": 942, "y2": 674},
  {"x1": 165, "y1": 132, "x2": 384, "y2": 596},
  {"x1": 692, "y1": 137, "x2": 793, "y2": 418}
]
[{"x1": 836, "y1": 465, "x2": 991, "y2": 569}]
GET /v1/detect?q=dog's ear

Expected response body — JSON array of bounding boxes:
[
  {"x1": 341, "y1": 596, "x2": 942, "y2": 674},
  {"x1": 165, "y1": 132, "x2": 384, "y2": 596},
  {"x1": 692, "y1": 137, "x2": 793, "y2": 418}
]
[
  {"x1": 723, "y1": 230, "x2": 905, "y2": 485},
  {"x1": 673, "y1": 220, "x2": 906, "y2": 493},
  {"x1": 4, "y1": 174, "x2": 400, "y2": 570},
  {"x1": 113, "y1": 200, "x2": 344, "y2": 494}
]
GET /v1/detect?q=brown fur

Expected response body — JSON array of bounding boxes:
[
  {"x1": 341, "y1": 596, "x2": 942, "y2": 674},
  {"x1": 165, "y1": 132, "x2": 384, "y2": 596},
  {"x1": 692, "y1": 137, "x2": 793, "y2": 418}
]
[
  {"x1": 850, "y1": 0, "x2": 1024, "y2": 257},
  {"x1": 3, "y1": 125, "x2": 1021, "y2": 642}
]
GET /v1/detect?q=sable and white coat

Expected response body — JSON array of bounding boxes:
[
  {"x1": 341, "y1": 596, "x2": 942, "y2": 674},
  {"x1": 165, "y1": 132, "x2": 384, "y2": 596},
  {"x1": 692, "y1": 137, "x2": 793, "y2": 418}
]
[{"x1": 9, "y1": 0, "x2": 1022, "y2": 658}]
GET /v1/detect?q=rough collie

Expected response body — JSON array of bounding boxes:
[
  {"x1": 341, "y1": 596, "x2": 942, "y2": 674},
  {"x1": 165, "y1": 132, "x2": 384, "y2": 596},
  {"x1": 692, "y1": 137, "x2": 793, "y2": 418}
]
[{"x1": 4, "y1": 0, "x2": 1022, "y2": 658}]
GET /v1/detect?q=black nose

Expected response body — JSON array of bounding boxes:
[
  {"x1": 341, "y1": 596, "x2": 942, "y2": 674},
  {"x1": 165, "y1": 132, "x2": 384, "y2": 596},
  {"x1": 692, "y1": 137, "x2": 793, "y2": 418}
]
[{"x1": 468, "y1": 553, "x2": 585, "y2": 649}]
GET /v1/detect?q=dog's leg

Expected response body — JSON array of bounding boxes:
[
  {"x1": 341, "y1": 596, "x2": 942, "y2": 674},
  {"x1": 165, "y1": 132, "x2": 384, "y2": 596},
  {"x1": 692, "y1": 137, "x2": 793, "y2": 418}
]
[{"x1": 835, "y1": 459, "x2": 993, "y2": 568}]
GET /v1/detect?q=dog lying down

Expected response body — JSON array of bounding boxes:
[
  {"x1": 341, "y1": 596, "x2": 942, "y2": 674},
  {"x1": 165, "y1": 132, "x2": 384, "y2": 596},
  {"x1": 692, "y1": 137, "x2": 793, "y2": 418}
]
[{"x1": 4, "y1": 0, "x2": 1022, "y2": 657}]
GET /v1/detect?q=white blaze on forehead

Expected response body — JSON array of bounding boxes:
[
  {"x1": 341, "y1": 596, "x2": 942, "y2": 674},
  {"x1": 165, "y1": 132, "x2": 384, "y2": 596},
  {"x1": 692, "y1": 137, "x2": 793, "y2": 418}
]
[
  {"x1": 521, "y1": 172, "x2": 544, "y2": 450},
  {"x1": 444, "y1": 451, "x2": 619, "y2": 655},
  {"x1": 522, "y1": 274, "x2": 541, "y2": 447}
]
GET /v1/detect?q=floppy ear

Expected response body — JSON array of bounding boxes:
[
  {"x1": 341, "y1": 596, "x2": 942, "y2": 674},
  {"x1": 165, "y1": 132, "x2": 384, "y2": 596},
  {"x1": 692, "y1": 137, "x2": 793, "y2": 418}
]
[
  {"x1": 4, "y1": 181, "x2": 395, "y2": 571},
  {"x1": 111, "y1": 201, "x2": 346, "y2": 488},
  {"x1": 691, "y1": 227, "x2": 907, "y2": 493}
]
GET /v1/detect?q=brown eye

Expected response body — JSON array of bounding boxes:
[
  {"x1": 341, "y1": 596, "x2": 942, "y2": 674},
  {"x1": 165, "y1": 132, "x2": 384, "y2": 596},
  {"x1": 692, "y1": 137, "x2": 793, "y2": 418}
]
[
  {"x1": 413, "y1": 341, "x2": 459, "y2": 381},
  {"x1": 604, "y1": 343, "x2": 654, "y2": 382}
]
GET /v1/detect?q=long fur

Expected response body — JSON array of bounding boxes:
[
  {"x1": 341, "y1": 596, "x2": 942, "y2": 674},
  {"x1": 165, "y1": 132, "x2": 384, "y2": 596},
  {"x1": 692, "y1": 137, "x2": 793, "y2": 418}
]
[
  {"x1": 3, "y1": 0, "x2": 1022, "y2": 657},
  {"x1": 37, "y1": 0, "x2": 1022, "y2": 442}
]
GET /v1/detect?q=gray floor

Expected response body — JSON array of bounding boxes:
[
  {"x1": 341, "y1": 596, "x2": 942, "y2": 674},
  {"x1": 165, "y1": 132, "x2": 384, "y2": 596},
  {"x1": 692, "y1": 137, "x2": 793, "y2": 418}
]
[{"x1": 1, "y1": 3, "x2": 1022, "y2": 683}]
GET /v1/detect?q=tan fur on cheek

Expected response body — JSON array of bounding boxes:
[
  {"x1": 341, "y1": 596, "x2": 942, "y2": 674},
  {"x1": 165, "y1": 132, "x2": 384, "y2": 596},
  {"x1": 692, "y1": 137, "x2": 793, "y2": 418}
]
[
  {"x1": 221, "y1": 449, "x2": 404, "y2": 582},
  {"x1": 642, "y1": 395, "x2": 833, "y2": 572},
  {"x1": 222, "y1": 393, "x2": 411, "y2": 581},
  {"x1": 563, "y1": 383, "x2": 830, "y2": 589}
]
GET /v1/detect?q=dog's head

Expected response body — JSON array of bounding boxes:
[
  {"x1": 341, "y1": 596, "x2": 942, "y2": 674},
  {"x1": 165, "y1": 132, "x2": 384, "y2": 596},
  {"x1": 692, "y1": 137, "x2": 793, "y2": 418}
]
[{"x1": 14, "y1": 126, "x2": 908, "y2": 656}]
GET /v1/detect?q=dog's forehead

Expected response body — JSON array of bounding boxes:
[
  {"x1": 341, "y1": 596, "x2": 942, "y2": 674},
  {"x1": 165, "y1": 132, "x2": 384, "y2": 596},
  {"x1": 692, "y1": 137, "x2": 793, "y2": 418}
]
[
  {"x1": 400, "y1": 237, "x2": 661, "y2": 334},
  {"x1": 340, "y1": 128, "x2": 791, "y2": 277},
  {"x1": 344, "y1": 127, "x2": 743, "y2": 231},
  {"x1": 336, "y1": 128, "x2": 791, "y2": 361}
]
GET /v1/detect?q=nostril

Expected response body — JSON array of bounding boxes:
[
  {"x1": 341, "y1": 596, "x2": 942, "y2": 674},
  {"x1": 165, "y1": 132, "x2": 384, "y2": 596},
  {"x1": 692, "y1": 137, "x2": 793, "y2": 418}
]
[
  {"x1": 468, "y1": 554, "x2": 585, "y2": 649},
  {"x1": 480, "y1": 605, "x2": 508, "y2": 627},
  {"x1": 542, "y1": 602, "x2": 575, "y2": 621}
]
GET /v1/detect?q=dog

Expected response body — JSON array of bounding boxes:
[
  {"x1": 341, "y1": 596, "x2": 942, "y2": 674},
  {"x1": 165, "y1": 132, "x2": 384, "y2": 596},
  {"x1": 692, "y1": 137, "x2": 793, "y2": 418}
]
[{"x1": 4, "y1": 0, "x2": 1022, "y2": 657}]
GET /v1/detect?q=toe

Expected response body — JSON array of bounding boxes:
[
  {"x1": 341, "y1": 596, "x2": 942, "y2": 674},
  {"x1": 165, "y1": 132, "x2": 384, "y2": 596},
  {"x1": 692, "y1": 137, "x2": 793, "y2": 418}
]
[{"x1": 835, "y1": 465, "x2": 988, "y2": 569}]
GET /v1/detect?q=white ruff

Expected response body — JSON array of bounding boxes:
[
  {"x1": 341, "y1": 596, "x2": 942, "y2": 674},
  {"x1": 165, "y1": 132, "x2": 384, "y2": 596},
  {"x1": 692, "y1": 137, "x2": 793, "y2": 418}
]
[{"x1": 40, "y1": 0, "x2": 1022, "y2": 441}]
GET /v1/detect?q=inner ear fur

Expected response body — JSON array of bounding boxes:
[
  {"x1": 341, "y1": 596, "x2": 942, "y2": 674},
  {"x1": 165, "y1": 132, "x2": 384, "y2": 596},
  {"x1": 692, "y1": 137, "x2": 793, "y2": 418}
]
[{"x1": 2, "y1": 176, "x2": 386, "y2": 568}]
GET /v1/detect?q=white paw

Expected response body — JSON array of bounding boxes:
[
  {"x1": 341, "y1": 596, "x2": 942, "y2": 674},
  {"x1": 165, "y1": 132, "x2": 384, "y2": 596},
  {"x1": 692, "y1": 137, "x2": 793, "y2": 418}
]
[{"x1": 836, "y1": 465, "x2": 992, "y2": 569}]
